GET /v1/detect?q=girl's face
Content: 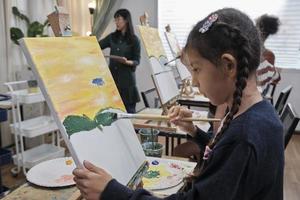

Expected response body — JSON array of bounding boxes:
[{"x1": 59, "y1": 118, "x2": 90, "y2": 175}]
[
  {"x1": 114, "y1": 16, "x2": 127, "y2": 32},
  {"x1": 184, "y1": 48, "x2": 237, "y2": 106}
]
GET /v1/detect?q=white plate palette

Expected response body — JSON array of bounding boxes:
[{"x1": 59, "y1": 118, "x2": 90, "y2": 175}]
[
  {"x1": 143, "y1": 157, "x2": 196, "y2": 191},
  {"x1": 26, "y1": 157, "x2": 76, "y2": 187}
]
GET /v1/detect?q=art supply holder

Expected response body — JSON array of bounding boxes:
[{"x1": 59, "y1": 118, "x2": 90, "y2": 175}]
[{"x1": 4, "y1": 81, "x2": 65, "y2": 176}]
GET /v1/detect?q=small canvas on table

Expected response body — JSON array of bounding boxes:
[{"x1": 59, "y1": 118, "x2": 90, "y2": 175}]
[{"x1": 20, "y1": 36, "x2": 147, "y2": 186}]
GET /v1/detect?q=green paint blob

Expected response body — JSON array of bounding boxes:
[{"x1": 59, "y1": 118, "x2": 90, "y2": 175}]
[
  {"x1": 143, "y1": 170, "x2": 160, "y2": 179},
  {"x1": 63, "y1": 108, "x2": 123, "y2": 136},
  {"x1": 63, "y1": 115, "x2": 97, "y2": 136},
  {"x1": 94, "y1": 112, "x2": 116, "y2": 126}
]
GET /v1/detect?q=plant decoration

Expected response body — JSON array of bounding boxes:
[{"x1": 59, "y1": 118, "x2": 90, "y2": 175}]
[{"x1": 10, "y1": 6, "x2": 50, "y2": 45}]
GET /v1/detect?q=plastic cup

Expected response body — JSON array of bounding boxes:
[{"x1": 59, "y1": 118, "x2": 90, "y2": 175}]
[
  {"x1": 139, "y1": 128, "x2": 159, "y2": 143},
  {"x1": 142, "y1": 142, "x2": 164, "y2": 157}
]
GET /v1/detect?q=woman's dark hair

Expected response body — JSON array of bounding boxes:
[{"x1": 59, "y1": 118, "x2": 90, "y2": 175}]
[
  {"x1": 256, "y1": 14, "x2": 280, "y2": 40},
  {"x1": 112, "y1": 8, "x2": 135, "y2": 44},
  {"x1": 182, "y1": 8, "x2": 261, "y2": 188}
]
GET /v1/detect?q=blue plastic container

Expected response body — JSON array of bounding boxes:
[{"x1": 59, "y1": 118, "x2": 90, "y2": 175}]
[
  {"x1": 0, "y1": 148, "x2": 12, "y2": 195},
  {"x1": 0, "y1": 148, "x2": 12, "y2": 166},
  {"x1": 0, "y1": 109, "x2": 7, "y2": 122}
]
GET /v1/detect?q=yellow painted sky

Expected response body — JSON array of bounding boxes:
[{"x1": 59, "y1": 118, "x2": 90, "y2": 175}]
[
  {"x1": 137, "y1": 25, "x2": 167, "y2": 59},
  {"x1": 24, "y1": 36, "x2": 125, "y2": 121}
]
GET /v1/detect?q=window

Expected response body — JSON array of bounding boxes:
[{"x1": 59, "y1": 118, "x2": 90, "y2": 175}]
[{"x1": 158, "y1": 0, "x2": 300, "y2": 69}]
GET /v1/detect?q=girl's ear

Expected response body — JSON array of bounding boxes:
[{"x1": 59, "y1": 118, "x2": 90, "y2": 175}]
[{"x1": 220, "y1": 53, "x2": 237, "y2": 78}]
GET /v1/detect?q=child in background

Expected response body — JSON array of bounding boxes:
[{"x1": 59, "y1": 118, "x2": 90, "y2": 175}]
[
  {"x1": 256, "y1": 14, "x2": 281, "y2": 93},
  {"x1": 73, "y1": 8, "x2": 284, "y2": 200}
]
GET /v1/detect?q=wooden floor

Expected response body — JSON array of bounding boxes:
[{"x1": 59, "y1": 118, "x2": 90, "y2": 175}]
[
  {"x1": 284, "y1": 134, "x2": 300, "y2": 200},
  {"x1": 1, "y1": 135, "x2": 300, "y2": 199}
]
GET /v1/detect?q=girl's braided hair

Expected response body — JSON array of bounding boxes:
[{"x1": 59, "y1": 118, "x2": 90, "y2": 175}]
[{"x1": 181, "y1": 8, "x2": 261, "y2": 190}]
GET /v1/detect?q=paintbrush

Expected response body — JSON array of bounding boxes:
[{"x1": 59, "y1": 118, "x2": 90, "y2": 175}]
[
  {"x1": 164, "y1": 55, "x2": 180, "y2": 66},
  {"x1": 111, "y1": 112, "x2": 221, "y2": 122}
]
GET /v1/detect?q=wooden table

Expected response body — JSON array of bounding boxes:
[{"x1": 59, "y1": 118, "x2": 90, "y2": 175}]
[
  {"x1": 2, "y1": 156, "x2": 194, "y2": 200},
  {"x1": 1, "y1": 183, "x2": 81, "y2": 200},
  {"x1": 132, "y1": 108, "x2": 210, "y2": 155}
]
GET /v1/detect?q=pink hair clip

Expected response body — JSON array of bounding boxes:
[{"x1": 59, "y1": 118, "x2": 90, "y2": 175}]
[{"x1": 199, "y1": 13, "x2": 218, "y2": 33}]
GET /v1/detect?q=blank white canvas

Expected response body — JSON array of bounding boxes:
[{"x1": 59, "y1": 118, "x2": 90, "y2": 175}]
[
  {"x1": 165, "y1": 31, "x2": 191, "y2": 80},
  {"x1": 149, "y1": 57, "x2": 172, "y2": 74},
  {"x1": 152, "y1": 71, "x2": 179, "y2": 105},
  {"x1": 176, "y1": 60, "x2": 191, "y2": 80},
  {"x1": 164, "y1": 32, "x2": 181, "y2": 57}
]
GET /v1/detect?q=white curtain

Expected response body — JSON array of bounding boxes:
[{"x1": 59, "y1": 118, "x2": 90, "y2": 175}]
[
  {"x1": 92, "y1": 0, "x2": 123, "y2": 39},
  {"x1": 0, "y1": 0, "x2": 56, "y2": 93},
  {"x1": 0, "y1": 1, "x2": 11, "y2": 92},
  {"x1": 62, "y1": 0, "x2": 93, "y2": 36}
]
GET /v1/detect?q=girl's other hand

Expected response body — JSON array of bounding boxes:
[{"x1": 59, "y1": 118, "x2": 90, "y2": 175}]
[{"x1": 73, "y1": 160, "x2": 112, "y2": 200}]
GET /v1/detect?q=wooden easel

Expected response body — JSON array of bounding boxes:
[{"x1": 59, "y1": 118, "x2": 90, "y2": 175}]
[
  {"x1": 140, "y1": 12, "x2": 150, "y2": 26},
  {"x1": 148, "y1": 73, "x2": 179, "y2": 129},
  {"x1": 47, "y1": 6, "x2": 71, "y2": 37},
  {"x1": 180, "y1": 79, "x2": 195, "y2": 98},
  {"x1": 164, "y1": 25, "x2": 195, "y2": 99},
  {"x1": 138, "y1": 13, "x2": 178, "y2": 131}
]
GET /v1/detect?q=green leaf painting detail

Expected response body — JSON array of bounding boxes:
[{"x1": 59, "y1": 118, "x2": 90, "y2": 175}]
[
  {"x1": 143, "y1": 170, "x2": 160, "y2": 179},
  {"x1": 63, "y1": 115, "x2": 98, "y2": 135},
  {"x1": 94, "y1": 111, "x2": 116, "y2": 126},
  {"x1": 63, "y1": 107, "x2": 123, "y2": 136}
]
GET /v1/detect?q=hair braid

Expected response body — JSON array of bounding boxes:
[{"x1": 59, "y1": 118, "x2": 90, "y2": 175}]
[{"x1": 208, "y1": 23, "x2": 251, "y2": 161}]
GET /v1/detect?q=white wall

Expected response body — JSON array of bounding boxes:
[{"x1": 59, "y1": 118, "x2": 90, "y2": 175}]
[
  {"x1": 102, "y1": 0, "x2": 158, "y2": 111},
  {"x1": 274, "y1": 68, "x2": 300, "y2": 131}
]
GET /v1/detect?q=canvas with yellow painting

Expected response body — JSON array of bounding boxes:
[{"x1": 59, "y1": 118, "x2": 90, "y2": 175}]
[
  {"x1": 137, "y1": 25, "x2": 169, "y2": 74},
  {"x1": 20, "y1": 36, "x2": 147, "y2": 186},
  {"x1": 137, "y1": 25, "x2": 167, "y2": 60}
]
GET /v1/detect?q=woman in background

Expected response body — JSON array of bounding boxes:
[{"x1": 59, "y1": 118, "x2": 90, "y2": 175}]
[{"x1": 99, "y1": 9, "x2": 141, "y2": 113}]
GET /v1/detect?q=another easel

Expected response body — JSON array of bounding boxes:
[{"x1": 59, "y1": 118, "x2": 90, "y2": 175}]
[
  {"x1": 179, "y1": 79, "x2": 195, "y2": 98},
  {"x1": 140, "y1": 12, "x2": 150, "y2": 26},
  {"x1": 138, "y1": 13, "x2": 177, "y2": 130},
  {"x1": 47, "y1": 6, "x2": 72, "y2": 37},
  {"x1": 164, "y1": 25, "x2": 195, "y2": 98}
]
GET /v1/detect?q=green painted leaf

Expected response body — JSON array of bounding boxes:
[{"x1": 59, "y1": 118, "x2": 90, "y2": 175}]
[
  {"x1": 94, "y1": 111, "x2": 116, "y2": 126},
  {"x1": 63, "y1": 115, "x2": 97, "y2": 136}
]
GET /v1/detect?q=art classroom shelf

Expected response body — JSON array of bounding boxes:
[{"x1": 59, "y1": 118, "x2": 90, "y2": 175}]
[
  {"x1": 12, "y1": 143, "x2": 65, "y2": 169},
  {"x1": 9, "y1": 89, "x2": 45, "y2": 104},
  {"x1": 4, "y1": 81, "x2": 65, "y2": 175},
  {"x1": 10, "y1": 116, "x2": 58, "y2": 138}
]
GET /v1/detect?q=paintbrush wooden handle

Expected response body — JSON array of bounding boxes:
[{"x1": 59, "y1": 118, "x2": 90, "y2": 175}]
[
  {"x1": 131, "y1": 114, "x2": 220, "y2": 122},
  {"x1": 181, "y1": 117, "x2": 220, "y2": 122}
]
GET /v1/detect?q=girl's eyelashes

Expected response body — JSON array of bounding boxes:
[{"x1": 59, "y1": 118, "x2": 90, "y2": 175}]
[{"x1": 191, "y1": 67, "x2": 201, "y2": 73}]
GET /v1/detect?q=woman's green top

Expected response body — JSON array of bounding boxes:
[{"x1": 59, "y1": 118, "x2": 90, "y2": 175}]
[{"x1": 99, "y1": 33, "x2": 141, "y2": 104}]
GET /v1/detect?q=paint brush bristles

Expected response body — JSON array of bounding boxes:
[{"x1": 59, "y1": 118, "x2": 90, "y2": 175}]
[
  {"x1": 115, "y1": 112, "x2": 220, "y2": 122},
  {"x1": 164, "y1": 55, "x2": 180, "y2": 66}
]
